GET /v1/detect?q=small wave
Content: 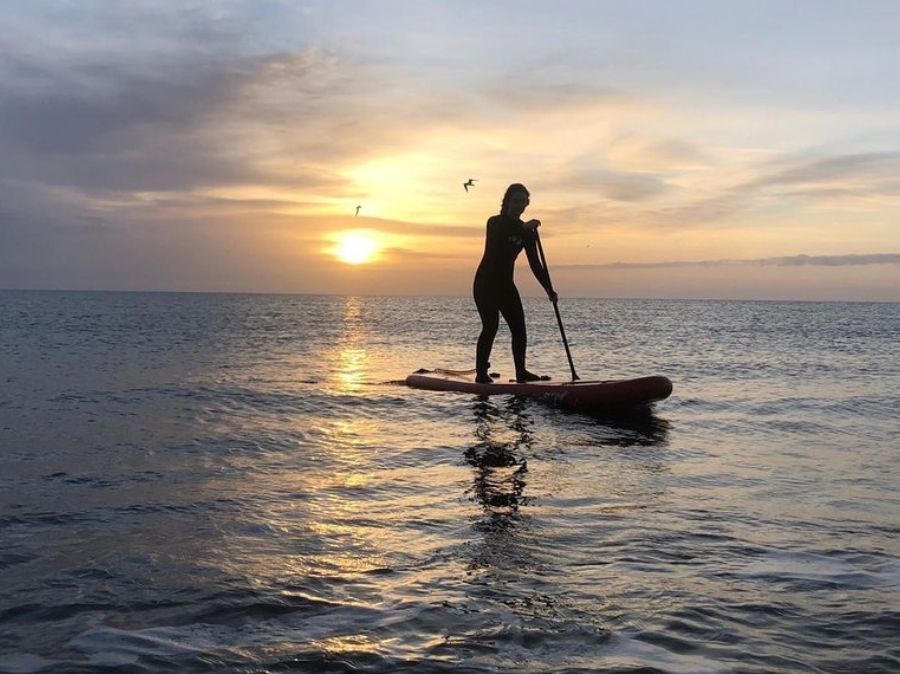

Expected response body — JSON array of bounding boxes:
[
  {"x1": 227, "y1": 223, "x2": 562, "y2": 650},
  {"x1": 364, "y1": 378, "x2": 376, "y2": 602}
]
[
  {"x1": 0, "y1": 654, "x2": 61, "y2": 674},
  {"x1": 0, "y1": 552, "x2": 35, "y2": 570},
  {"x1": 731, "y1": 549, "x2": 900, "y2": 590}
]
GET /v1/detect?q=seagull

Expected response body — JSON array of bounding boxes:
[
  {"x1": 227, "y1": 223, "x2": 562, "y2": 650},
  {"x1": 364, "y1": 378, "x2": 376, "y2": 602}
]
[
  {"x1": 355, "y1": 204, "x2": 361, "y2": 216},
  {"x1": 463, "y1": 178, "x2": 477, "y2": 192}
]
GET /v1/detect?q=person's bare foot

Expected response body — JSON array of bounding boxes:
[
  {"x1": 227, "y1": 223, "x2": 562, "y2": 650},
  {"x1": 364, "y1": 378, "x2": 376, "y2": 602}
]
[{"x1": 516, "y1": 370, "x2": 551, "y2": 383}]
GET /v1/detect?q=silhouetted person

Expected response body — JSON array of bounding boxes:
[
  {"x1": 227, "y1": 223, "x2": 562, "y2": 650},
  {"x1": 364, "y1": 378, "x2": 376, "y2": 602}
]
[{"x1": 473, "y1": 183, "x2": 556, "y2": 383}]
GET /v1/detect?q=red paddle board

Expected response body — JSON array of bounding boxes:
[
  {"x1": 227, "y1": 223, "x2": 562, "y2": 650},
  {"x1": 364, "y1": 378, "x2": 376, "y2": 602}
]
[{"x1": 406, "y1": 368, "x2": 672, "y2": 412}]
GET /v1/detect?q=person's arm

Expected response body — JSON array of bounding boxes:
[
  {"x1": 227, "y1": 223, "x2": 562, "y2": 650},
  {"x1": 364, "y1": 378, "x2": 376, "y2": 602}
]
[{"x1": 523, "y1": 230, "x2": 557, "y2": 300}]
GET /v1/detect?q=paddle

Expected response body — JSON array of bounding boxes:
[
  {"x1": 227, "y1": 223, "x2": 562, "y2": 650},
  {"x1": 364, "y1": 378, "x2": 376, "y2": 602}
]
[{"x1": 534, "y1": 231, "x2": 580, "y2": 381}]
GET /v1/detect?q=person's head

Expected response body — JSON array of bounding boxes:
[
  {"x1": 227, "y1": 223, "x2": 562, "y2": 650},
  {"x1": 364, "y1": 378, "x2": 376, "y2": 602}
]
[{"x1": 500, "y1": 183, "x2": 530, "y2": 218}]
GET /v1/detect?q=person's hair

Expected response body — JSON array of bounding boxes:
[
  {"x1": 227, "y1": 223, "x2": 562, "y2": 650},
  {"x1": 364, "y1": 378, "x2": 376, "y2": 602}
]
[{"x1": 500, "y1": 183, "x2": 530, "y2": 215}]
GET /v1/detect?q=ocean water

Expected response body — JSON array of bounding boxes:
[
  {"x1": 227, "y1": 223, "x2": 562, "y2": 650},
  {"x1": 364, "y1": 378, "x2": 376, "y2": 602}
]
[{"x1": 1, "y1": 290, "x2": 898, "y2": 674}]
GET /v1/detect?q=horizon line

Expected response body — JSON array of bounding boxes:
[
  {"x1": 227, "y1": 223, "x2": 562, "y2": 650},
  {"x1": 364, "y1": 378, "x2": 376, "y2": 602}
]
[{"x1": 2, "y1": 287, "x2": 898, "y2": 305}]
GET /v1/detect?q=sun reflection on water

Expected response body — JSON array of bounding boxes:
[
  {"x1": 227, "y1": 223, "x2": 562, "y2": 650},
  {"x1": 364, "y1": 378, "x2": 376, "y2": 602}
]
[
  {"x1": 332, "y1": 297, "x2": 369, "y2": 393},
  {"x1": 337, "y1": 347, "x2": 368, "y2": 391},
  {"x1": 312, "y1": 634, "x2": 385, "y2": 655},
  {"x1": 326, "y1": 418, "x2": 382, "y2": 452}
]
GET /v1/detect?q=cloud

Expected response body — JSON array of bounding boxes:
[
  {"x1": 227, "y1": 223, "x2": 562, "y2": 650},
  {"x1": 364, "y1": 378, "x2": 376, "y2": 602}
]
[
  {"x1": 554, "y1": 169, "x2": 670, "y2": 203},
  {"x1": 379, "y1": 246, "x2": 463, "y2": 264},
  {"x1": 607, "y1": 136, "x2": 713, "y2": 172},
  {"x1": 748, "y1": 152, "x2": 900, "y2": 190},
  {"x1": 364, "y1": 220, "x2": 482, "y2": 239},
  {"x1": 484, "y1": 80, "x2": 632, "y2": 113},
  {"x1": 0, "y1": 46, "x2": 377, "y2": 194},
  {"x1": 534, "y1": 135, "x2": 708, "y2": 210},
  {"x1": 641, "y1": 149, "x2": 900, "y2": 228},
  {"x1": 559, "y1": 253, "x2": 900, "y2": 271}
]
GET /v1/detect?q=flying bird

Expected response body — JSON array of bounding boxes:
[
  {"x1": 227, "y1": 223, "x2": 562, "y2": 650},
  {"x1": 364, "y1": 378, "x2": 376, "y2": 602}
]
[
  {"x1": 463, "y1": 178, "x2": 477, "y2": 192},
  {"x1": 355, "y1": 204, "x2": 361, "y2": 216}
]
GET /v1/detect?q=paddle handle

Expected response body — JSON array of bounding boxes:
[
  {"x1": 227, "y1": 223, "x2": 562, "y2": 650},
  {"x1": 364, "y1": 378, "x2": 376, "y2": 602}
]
[{"x1": 535, "y1": 232, "x2": 579, "y2": 381}]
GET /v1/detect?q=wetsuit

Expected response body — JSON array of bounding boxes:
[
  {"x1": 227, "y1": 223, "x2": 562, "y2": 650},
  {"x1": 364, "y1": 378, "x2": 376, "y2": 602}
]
[{"x1": 473, "y1": 213, "x2": 552, "y2": 379}]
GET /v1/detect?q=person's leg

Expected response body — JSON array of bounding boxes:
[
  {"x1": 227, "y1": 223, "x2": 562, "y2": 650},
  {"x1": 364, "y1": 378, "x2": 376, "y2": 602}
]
[
  {"x1": 499, "y1": 286, "x2": 530, "y2": 381},
  {"x1": 474, "y1": 289, "x2": 499, "y2": 383},
  {"x1": 500, "y1": 286, "x2": 548, "y2": 383}
]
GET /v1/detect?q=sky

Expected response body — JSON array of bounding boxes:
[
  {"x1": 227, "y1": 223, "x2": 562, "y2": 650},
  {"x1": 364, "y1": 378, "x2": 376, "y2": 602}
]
[{"x1": 1, "y1": 0, "x2": 899, "y2": 300}]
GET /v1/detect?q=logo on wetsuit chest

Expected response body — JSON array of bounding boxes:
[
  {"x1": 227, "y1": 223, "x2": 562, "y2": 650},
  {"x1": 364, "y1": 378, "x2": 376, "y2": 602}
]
[{"x1": 507, "y1": 234, "x2": 524, "y2": 248}]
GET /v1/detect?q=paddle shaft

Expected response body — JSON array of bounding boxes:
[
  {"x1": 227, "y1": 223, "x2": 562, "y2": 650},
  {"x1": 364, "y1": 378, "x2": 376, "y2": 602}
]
[{"x1": 535, "y1": 232, "x2": 579, "y2": 381}]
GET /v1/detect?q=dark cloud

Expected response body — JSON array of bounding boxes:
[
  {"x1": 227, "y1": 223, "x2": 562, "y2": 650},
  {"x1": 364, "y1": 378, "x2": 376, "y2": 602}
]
[
  {"x1": 0, "y1": 55, "x2": 238, "y2": 154},
  {"x1": 125, "y1": 194, "x2": 328, "y2": 215},
  {"x1": 559, "y1": 253, "x2": 900, "y2": 271},
  {"x1": 0, "y1": 46, "x2": 370, "y2": 193},
  {"x1": 0, "y1": 181, "x2": 133, "y2": 289},
  {"x1": 0, "y1": 175, "x2": 328, "y2": 292}
]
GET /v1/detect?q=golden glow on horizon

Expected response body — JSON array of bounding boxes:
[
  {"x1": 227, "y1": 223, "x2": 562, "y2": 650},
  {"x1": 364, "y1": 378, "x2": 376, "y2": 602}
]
[{"x1": 330, "y1": 230, "x2": 381, "y2": 265}]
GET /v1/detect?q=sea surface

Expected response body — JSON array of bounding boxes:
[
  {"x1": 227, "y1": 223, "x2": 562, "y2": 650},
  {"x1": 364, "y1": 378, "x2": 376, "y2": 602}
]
[{"x1": 1, "y1": 290, "x2": 898, "y2": 674}]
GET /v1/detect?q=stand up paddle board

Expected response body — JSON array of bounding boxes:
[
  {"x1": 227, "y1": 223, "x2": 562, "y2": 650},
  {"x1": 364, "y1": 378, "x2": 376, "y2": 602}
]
[{"x1": 406, "y1": 368, "x2": 672, "y2": 412}]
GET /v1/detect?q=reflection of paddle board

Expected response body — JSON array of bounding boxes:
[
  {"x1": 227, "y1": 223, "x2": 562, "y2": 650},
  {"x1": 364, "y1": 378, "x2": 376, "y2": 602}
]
[{"x1": 406, "y1": 368, "x2": 673, "y2": 412}]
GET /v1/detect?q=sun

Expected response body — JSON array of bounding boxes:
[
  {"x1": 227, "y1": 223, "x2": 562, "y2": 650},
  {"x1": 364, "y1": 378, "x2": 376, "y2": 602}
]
[{"x1": 331, "y1": 231, "x2": 380, "y2": 265}]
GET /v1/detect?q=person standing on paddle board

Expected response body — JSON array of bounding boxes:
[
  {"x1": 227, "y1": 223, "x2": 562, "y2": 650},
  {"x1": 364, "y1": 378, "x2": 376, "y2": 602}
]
[{"x1": 473, "y1": 183, "x2": 557, "y2": 384}]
